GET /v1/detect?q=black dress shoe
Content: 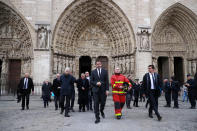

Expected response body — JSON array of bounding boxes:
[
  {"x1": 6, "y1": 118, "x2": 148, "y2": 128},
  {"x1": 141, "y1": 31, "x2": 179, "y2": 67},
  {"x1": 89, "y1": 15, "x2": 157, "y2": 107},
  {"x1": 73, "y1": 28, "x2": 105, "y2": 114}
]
[
  {"x1": 26, "y1": 106, "x2": 29, "y2": 110},
  {"x1": 127, "y1": 106, "x2": 132, "y2": 109},
  {"x1": 21, "y1": 107, "x2": 25, "y2": 110},
  {"x1": 190, "y1": 106, "x2": 196, "y2": 109},
  {"x1": 65, "y1": 114, "x2": 70, "y2": 117},
  {"x1": 55, "y1": 108, "x2": 58, "y2": 110},
  {"x1": 116, "y1": 116, "x2": 121, "y2": 119},
  {"x1": 173, "y1": 106, "x2": 179, "y2": 109},
  {"x1": 95, "y1": 119, "x2": 100, "y2": 124},
  {"x1": 60, "y1": 110, "x2": 64, "y2": 114},
  {"x1": 158, "y1": 116, "x2": 162, "y2": 121},
  {"x1": 101, "y1": 112, "x2": 105, "y2": 118},
  {"x1": 149, "y1": 114, "x2": 153, "y2": 118}
]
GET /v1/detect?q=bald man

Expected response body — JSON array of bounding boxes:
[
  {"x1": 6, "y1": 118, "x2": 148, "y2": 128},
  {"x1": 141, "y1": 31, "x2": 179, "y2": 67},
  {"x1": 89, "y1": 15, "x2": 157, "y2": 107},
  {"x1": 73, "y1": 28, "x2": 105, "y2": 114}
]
[{"x1": 18, "y1": 73, "x2": 34, "y2": 110}]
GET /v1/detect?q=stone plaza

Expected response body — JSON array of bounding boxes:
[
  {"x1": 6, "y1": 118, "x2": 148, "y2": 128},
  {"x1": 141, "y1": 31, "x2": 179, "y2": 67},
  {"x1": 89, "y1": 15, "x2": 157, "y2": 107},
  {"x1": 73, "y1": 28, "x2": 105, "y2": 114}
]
[{"x1": 0, "y1": 95, "x2": 197, "y2": 131}]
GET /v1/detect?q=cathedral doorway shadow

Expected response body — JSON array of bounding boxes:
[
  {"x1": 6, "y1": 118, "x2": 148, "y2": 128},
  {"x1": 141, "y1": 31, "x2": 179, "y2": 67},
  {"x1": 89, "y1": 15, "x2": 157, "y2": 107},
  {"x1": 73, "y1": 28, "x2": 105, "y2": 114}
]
[{"x1": 79, "y1": 56, "x2": 91, "y2": 78}]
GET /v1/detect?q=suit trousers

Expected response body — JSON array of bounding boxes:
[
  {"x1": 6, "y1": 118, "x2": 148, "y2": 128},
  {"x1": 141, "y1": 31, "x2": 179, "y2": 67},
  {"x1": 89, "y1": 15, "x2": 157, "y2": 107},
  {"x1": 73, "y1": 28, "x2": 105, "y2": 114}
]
[
  {"x1": 93, "y1": 91, "x2": 107, "y2": 120},
  {"x1": 148, "y1": 90, "x2": 160, "y2": 117}
]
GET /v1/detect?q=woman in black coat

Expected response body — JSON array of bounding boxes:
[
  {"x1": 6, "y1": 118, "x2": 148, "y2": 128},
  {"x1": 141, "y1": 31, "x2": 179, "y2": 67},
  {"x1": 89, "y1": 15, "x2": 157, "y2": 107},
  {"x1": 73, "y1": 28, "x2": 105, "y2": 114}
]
[
  {"x1": 77, "y1": 73, "x2": 89, "y2": 112},
  {"x1": 42, "y1": 80, "x2": 52, "y2": 108}
]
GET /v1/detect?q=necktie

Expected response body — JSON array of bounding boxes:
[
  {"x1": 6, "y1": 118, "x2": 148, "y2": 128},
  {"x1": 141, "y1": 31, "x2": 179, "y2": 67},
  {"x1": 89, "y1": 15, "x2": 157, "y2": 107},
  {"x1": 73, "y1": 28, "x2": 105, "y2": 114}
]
[
  {"x1": 152, "y1": 74, "x2": 155, "y2": 89},
  {"x1": 24, "y1": 78, "x2": 27, "y2": 89},
  {"x1": 98, "y1": 68, "x2": 101, "y2": 78}
]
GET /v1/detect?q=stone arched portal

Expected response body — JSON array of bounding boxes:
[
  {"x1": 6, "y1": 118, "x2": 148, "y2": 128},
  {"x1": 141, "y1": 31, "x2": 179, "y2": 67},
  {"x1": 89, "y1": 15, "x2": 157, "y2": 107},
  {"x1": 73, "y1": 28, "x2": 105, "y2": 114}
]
[
  {"x1": 152, "y1": 3, "x2": 197, "y2": 82},
  {"x1": 52, "y1": 0, "x2": 136, "y2": 78},
  {"x1": 0, "y1": 2, "x2": 33, "y2": 95}
]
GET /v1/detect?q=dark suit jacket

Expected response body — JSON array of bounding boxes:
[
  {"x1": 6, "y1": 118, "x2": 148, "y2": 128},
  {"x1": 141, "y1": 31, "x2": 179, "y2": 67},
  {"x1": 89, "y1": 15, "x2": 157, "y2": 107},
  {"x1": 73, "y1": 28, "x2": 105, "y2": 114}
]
[
  {"x1": 18, "y1": 77, "x2": 34, "y2": 94},
  {"x1": 163, "y1": 82, "x2": 171, "y2": 94},
  {"x1": 142, "y1": 73, "x2": 162, "y2": 97},
  {"x1": 90, "y1": 68, "x2": 109, "y2": 93},
  {"x1": 52, "y1": 78, "x2": 61, "y2": 96},
  {"x1": 60, "y1": 74, "x2": 76, "y2": 96}
]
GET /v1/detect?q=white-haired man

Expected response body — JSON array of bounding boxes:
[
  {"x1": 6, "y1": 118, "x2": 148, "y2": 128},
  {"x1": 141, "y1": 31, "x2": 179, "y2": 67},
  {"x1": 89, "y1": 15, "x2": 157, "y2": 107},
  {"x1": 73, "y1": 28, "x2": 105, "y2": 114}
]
[
  {"x1": 18, "y1": 73, "x2": 34, "y2": 110},
  {"x1": 60, "y1": 67, "x2": 76, "y2": 117}
]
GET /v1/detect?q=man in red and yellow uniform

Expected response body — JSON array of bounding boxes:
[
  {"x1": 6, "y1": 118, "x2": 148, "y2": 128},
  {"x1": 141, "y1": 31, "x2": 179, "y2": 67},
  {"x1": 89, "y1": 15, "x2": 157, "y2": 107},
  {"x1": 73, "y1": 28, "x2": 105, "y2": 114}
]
[{"x1": 111, "y1": 67, "x2": 132, "y2": 119}]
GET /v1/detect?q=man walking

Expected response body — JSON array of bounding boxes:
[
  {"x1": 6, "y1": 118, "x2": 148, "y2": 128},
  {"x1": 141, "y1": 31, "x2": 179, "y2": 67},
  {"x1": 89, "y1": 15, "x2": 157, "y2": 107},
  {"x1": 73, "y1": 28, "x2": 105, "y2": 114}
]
[
  {"x1": 85, "y1": 71, "x2": 93, "y2": 111},
  {"x1": 52, "y1": 74, "x2": 61, "y2": 110},
  {"x1": 18, "y1": 73, "x2": 34, "y2": 110},
  {"x1": 142, "y1": 65, "x2": 162, "y2": 121},
  {"x1": 60, "y1": 68, "x2": 76, "y2": 117},
  {"x1": 111, "y1": 67, "x2": 132, "y2": 119},
  {"x1": 90, "y1": 61, "x2": 109, "y2": 124},
  {"x1": 163, "y1": 79, "x2": 171, "y2": 107},
  {"x1": 185, "y1": 74, "x2": 196, "y2": 109}
]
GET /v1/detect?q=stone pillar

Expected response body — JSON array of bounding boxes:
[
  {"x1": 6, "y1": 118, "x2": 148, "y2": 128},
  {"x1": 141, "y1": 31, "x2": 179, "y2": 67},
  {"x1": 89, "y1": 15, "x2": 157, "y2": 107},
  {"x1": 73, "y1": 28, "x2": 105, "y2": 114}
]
[
  {"x1": 33, "y1": 23, "x2": 51, "y2": 95},
  {"x1": 136, "y1": 27, "x2": 152, "y2": 81},
  {"x1": 169, "y1": 57, "x2": 174, "y2": 78},
  {"x1": 0, "y1": 58, "x2": 8, "y2": 95},
  {"x1": 183, "y1": 58, "x2": 188, "y2": 81},
  {"x1": 91, "y1": 57, "x2": 96, "y2": 71}
]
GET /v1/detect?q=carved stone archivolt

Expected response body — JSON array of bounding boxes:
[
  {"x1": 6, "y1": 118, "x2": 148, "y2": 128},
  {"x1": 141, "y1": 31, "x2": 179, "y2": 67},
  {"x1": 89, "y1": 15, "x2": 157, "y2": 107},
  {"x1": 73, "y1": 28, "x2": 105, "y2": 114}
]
[
  {"x1": 152, "y1": 3, "x2": 197, "y2": 79},
  {"x1": 0, "y1": 2, "x2": 33, "y2": 74},
  {"x1": 0, "y1": 2, "x2": 33, "y2": 60},
  {"x1": 0, "y1": 2, "x2": 33, "y2": 94},
  {"x1": 52, "y1": 0, "x2": 136, "y2": 77}
]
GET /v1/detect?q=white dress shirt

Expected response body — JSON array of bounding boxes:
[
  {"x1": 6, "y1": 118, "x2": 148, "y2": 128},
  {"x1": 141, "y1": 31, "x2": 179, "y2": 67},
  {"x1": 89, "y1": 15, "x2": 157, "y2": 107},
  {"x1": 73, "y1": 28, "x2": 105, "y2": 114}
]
[{"x1": 149, "y1": 73, "x2": 155, "y2": 90}]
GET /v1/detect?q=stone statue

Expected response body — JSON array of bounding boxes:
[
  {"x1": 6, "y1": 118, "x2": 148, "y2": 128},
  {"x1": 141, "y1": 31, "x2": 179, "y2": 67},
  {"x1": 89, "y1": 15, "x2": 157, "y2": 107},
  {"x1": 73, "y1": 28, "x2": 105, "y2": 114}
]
[
  {"x1": 140, "y1": 34, "x2": 150, "y2": 50},
  {"x1": 191, "y1": 61, "x2": 196, "y2": 75},
  {"x1": 38, "y1": 28, "x2": 47, "y2": 48},
  {"x1": 125, "y1": 56, "x2": 130, "y2": 74}
]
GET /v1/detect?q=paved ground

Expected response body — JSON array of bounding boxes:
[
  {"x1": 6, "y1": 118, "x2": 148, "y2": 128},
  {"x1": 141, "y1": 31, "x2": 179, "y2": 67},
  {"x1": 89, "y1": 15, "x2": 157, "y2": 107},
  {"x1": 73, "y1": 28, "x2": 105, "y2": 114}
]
[{"x1": 0, "y1": 95, "x2": 197, "y2": 131}]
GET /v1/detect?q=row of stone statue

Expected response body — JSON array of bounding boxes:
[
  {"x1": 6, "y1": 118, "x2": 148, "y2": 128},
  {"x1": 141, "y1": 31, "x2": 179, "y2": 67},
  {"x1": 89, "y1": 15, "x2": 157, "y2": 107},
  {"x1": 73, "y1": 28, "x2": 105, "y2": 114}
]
[
  {"x1": 111, "y1": 56, "x2": 135, "y2": 74},
  {"x1": 53, "y1": 55, "x2": 75, "y2": 74}
]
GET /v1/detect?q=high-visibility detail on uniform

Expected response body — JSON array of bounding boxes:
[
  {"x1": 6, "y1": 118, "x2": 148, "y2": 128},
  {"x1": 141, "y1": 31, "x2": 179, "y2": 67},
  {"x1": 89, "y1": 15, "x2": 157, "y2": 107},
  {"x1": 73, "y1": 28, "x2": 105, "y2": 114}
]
[
  {"x1": 111, "y1": 74, "x2": 132, "y2": 118},
  {"x1": 115, "y1": 113, "x2": 122, "y2": 116},
  {"x1": 115, "y1": 81, "x2": 124, "y2": 84},
  {"x1": 112, "y1": 91, "x2": 125, "y2": 94}
]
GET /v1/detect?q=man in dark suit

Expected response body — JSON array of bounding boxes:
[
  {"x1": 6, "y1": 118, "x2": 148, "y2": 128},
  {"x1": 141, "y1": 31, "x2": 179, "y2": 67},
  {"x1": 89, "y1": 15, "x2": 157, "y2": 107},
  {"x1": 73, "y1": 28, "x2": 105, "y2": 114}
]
[
  {"x1": 171, "y1": 76, "x2": 180, "y2": 109},
  {"x1": 60, "y1": 67, "x2": 76, "y2": 117},
  {"x1": 18, "y1": 73, "x2": 34, "y2": 110},
  {"x1": 142, "y1": 65, "x2": 162, "y2": 121},
  {"x1": 163, "y1": 78, "x2": 171, "y2": 107},
  {"x1": 52, "y1": 73, "x2": 61, "y2": 110},
  {"x1": 90, "y1": 61, "x2": 109, "y2": 124}
]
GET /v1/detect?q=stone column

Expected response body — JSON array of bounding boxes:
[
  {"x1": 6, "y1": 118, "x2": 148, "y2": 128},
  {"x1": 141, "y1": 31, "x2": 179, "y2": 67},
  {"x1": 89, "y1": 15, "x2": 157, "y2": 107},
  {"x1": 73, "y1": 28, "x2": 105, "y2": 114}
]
[
  {"x1": 91, "y1": 57, "x2": 96, "y2": 71},
  {"x1": 169, "y1": 57, "x2": 174, "y2": 78},
  {"x1": 33, "y1": 24, "x2": 51, "y2": 92},
  {"x1": 136, "y1": 27, "x2": 152, "y2": 81}
]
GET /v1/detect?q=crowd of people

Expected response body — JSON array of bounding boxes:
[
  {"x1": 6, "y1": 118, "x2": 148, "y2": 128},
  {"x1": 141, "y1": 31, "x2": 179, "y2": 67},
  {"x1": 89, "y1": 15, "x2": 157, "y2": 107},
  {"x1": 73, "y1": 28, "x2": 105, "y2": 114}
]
[{"x1": 17, "y1": 61, "x2": 197, "y2": 124}]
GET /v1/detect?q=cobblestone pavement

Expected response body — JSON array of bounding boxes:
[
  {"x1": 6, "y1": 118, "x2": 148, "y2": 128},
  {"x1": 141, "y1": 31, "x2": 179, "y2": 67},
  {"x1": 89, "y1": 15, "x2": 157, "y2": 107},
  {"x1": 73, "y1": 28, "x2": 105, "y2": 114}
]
[{"x1": 0, "y1": 95, "x2": 197, "y2": 131}]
